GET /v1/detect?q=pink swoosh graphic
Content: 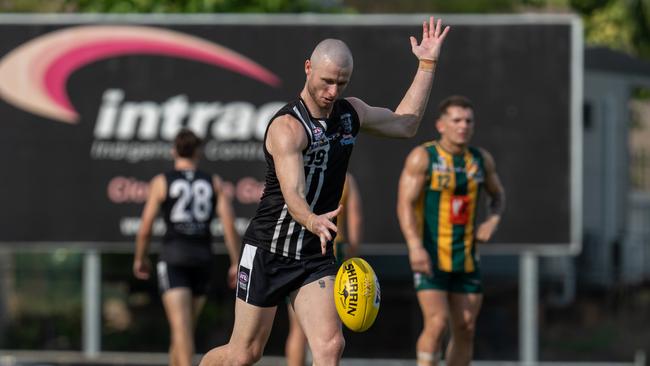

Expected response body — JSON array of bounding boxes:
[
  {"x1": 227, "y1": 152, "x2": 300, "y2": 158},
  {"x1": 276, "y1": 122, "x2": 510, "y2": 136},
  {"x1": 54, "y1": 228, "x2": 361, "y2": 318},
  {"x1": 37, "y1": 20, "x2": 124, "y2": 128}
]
[{"x1": 0, "y1": 26, "x2": 281, "y2": 123}]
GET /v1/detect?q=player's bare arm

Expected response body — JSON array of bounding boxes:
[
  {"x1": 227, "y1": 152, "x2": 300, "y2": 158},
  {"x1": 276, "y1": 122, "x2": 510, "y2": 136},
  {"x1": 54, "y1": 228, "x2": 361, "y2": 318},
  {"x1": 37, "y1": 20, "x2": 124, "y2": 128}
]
[
  {"x1": 348, "y1": 17, "x2": 450, "y2": 138},
  {"x1": 345, "y1": 173, "x2": 363, "y2": 258},
  {"x1": 397, "y1": 146, "x2": 433, "y2": 276},
  {"x1": 134, "y1": 174, "x2": 166, "y2": 280},
  {"x1": 214, "y1": 175, "x2": 241, "y2": 289},
  {"x1": 476, "y1": 148, "x2": 506, "y2": 243},
  {"x1": 266, "y1": 114, "x2": 341, "y2": 254}
]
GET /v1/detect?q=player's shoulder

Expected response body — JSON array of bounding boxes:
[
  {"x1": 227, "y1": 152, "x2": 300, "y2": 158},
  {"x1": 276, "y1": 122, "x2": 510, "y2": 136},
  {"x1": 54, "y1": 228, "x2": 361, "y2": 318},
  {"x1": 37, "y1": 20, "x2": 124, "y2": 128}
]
[
  {"x1": 272, "y1": 99, "x2": 298, "y2": 115},
  {"x1": 209, "y1": 173, "x2": 223, "y2": 186},
  {"x1": 343, "y1": 96, "x2": 364, "y2": 108},
  {"x1": 421, "y1": 140, "x2": 438, "y2": 150},
  {"x1": 266, "y1": 113, "x2": 309, "y2": 152},
  {"x1": 409, "y1": 140, "x2": 437, "y2": 157},
  {"x1": 404, "y1": 143, "x2": 431, "y2": 171},
  {"x1": 269, "y1": 113, "x2": 305, "y2": 135},
  {"x1": 471, "y1": 146, "x2": 496, "y2": 169},
  {"x1": 343, "y1": 97, "x2": 367, "y2": 120},
  {"x1": 344, "y1": 96, "x2": 363, "y2": 105},
  {"x1": 470, "y1": 146, "x2": 492, "y2": 159},
  {"x1": 265, "y1": 99, "x2": 300, "y2": 128},
  {"x1": 340, "y1": 97, "x2": 362, "y2": 115},
  {"x1": 151, "y1": 173, "x2": 166, "y2": 184},
  {"x1": 148, "y1": 174, "x2": 167, "y2": 199}
]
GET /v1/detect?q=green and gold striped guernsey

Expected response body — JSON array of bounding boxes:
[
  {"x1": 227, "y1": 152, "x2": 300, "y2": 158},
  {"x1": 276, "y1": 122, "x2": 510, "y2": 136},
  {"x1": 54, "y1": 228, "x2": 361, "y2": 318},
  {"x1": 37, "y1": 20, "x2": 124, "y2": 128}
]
[{"x1": 417, "y1": 141, "x2": 486, "y2": 273}]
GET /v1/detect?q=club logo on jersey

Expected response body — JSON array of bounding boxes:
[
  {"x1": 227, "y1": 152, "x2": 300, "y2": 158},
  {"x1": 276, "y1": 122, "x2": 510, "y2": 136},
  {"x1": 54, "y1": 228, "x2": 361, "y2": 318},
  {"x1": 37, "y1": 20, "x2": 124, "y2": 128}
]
[
  {"x1": 341, "y1": 113, "x2": 352, "y2": 133},
  {"x1": 432, "y1": 155, "x2": 449, "y2": 172},
  {"x1": 0, "y1": 25, "x2": 281, "y2": 124},
  {"x1": 339, "y1": 113, "x2": 355, "y2": 146},
  {"x1": 450, "y1": 195, "x2": 470, "y2": 225},
  {"x1": 312, "y1": 126, "x2": 325, "y2": 141},
  {"x1": 466, "y1": 159, "x2": 485, "y2": 182}
]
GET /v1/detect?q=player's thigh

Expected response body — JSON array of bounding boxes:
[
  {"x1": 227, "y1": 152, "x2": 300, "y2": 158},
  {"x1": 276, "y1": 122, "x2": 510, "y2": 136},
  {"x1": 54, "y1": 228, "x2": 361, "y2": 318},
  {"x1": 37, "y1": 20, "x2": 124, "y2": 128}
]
[
  {"x1": 228, "y1": 298, "x2": 277, "y2": 351},
  {"x1": 413, "y1": 269, "x2": 453, "y2": 315},
  {"x1": 417, "y1": 289, "x2": 451, "y2": 322},
  {"x1": 162, "y1": 287, "x2": 194, "y2": 331},
  {"x1": 293, "y1": 275, "x2": 340, "y2": 343}
]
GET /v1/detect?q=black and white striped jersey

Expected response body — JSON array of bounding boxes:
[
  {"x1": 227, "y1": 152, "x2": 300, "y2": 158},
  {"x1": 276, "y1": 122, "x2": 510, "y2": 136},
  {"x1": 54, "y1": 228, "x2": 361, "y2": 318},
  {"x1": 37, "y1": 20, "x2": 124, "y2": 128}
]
[
  {"x1": 243, "y1": 98, "x2": 360, "y2": 260},
  {"x1": 160, "y1": 170, "x2": 215, "y2": 265}
]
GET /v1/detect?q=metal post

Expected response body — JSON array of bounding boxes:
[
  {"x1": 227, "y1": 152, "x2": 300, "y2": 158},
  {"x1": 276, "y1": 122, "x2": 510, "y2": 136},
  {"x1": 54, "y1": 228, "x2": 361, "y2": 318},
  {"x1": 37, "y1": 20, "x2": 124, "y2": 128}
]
[
  {"x1": 83, "y1": 249, "x2": 101, "y2": 358},
  {"x1": 634, "y1": 349, "x2": 646, "y2": 366},
  {"x1": 520, "y1": 252, "x2": 538, "y2": 365}
]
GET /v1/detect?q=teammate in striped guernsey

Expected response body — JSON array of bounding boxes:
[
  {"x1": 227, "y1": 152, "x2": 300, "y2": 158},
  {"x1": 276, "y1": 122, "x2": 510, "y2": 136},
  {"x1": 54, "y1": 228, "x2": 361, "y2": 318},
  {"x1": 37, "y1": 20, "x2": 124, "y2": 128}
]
[
  {"x1": 200, "y1": 17, "x2": 450, "y2": 366},
  {"x1": 134, "y1": 129, "x2": 241, "y2": 366},
  {"x1": 397, "y1": 96, "x2": 506, "y2": 366}
]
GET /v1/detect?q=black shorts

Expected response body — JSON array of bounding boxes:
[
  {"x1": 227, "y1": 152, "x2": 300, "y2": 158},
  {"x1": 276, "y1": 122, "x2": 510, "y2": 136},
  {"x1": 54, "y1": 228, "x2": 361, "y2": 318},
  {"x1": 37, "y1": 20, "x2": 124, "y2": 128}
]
[
  {"x1": 156, "y1": 261, "x2": 212, "y2": 296},
  {"x1": 236, "y1": 243, "x2": 337, "y2": 307}
]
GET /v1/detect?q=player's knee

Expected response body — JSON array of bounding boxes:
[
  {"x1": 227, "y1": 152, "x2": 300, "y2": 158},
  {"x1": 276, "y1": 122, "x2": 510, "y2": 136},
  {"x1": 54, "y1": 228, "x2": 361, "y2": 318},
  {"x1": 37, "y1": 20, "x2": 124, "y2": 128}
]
[
  {"x1": 199, "y1": 345, "x2": 262, "y2": 366},
  {"x1": 453, "y1": 318, "x2": 477, "y2": 340},
  {"x1": 327, "y1": 333, "x2": 346, "y2": 355},
  {"x1": 198, "y1": 349, "x2": 218, "y2": 366},
  {"x1": 312, "y1": 333, "x2": 345, "y2": 360},
  {"x1": 424, "y1": 314, "x2": 448, "y2": 335},
  {"x1": 235, "y1": 346, "x2": 263, "y2": 366},
  {"x1": 227, "y1": 352, "x2": 258, "y2": 366},
  {"x1": 331, "y1": 334, "x2": 346, "y2": 355}
]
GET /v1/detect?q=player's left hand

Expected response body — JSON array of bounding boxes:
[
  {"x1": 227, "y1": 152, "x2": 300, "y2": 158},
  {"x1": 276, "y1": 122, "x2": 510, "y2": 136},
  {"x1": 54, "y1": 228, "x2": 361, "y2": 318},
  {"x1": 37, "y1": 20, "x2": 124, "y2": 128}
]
[
  {"x1": 410, "y1": 16, "x2": 450, "y2": 62},
  {"x1": 476, "y1": 216, "x2": 499, "y2": 242},
  {"x1": 133, "y1": 257, "x2": 151, "y2": 280},
  {"x1": 227, "y1": 263, "x2": 238, "y2": 289}
]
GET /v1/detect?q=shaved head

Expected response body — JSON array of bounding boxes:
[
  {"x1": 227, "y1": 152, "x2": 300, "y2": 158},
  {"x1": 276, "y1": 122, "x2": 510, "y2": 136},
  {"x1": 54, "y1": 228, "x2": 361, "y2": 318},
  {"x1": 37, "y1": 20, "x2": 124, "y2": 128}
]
[
  {"x1": 310, "y1": 38, "x2": 353, "y2": 69},
  {"x1": 302, "y1": 39, "x2": 353, "y2": 116}
]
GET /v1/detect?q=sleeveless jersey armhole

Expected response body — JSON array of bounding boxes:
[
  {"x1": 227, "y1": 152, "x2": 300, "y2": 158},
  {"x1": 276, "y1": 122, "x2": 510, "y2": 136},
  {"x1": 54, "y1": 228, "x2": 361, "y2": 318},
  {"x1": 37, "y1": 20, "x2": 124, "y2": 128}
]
[
  {"x1": 423, "y1": 141, "x2": 437, "y2": 185},
  {"x1": 262, "y1": 112, "x2": 313, "y2": 156},
  {"x1": 339, "y1": 98, "x2": 361, "y2": 135},
  {"x1": 469, "y1": 147, "x2": 486, "y2": 175}
]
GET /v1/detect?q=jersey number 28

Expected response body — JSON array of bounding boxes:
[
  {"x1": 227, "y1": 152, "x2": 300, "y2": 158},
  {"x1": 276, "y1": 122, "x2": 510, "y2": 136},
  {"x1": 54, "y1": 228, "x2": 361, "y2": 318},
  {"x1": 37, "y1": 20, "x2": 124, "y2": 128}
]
[{"x1": 169, "y1": 180, "x2": 213, "y2": 223}]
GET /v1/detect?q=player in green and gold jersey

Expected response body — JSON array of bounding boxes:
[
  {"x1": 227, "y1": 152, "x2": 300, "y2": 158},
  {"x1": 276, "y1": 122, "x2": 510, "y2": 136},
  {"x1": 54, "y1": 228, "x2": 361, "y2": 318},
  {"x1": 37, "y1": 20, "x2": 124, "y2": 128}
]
[{"x1": 397, "y1": 95, "x2": 505, "y2": 366}]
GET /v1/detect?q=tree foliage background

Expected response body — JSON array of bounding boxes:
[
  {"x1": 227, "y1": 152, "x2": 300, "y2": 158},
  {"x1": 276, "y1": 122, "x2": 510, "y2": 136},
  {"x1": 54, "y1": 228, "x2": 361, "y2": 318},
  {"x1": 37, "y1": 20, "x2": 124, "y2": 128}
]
[{"x1": 0, "y1": 0, "x2": 648, "y2": 59}]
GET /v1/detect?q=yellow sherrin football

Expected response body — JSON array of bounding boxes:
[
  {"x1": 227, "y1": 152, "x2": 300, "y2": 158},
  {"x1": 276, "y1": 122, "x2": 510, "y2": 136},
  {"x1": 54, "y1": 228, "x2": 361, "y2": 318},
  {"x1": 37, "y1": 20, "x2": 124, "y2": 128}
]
[{"x1": 334, "y1": 257, "x2": 381, "y2": 332}]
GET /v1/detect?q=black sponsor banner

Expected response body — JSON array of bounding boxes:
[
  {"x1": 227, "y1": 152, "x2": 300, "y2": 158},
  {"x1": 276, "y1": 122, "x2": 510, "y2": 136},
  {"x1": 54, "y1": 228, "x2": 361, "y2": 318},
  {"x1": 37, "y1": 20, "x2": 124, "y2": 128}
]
[{"x1": 0, "y1": 18, "x2": 573, "y2": 245}]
